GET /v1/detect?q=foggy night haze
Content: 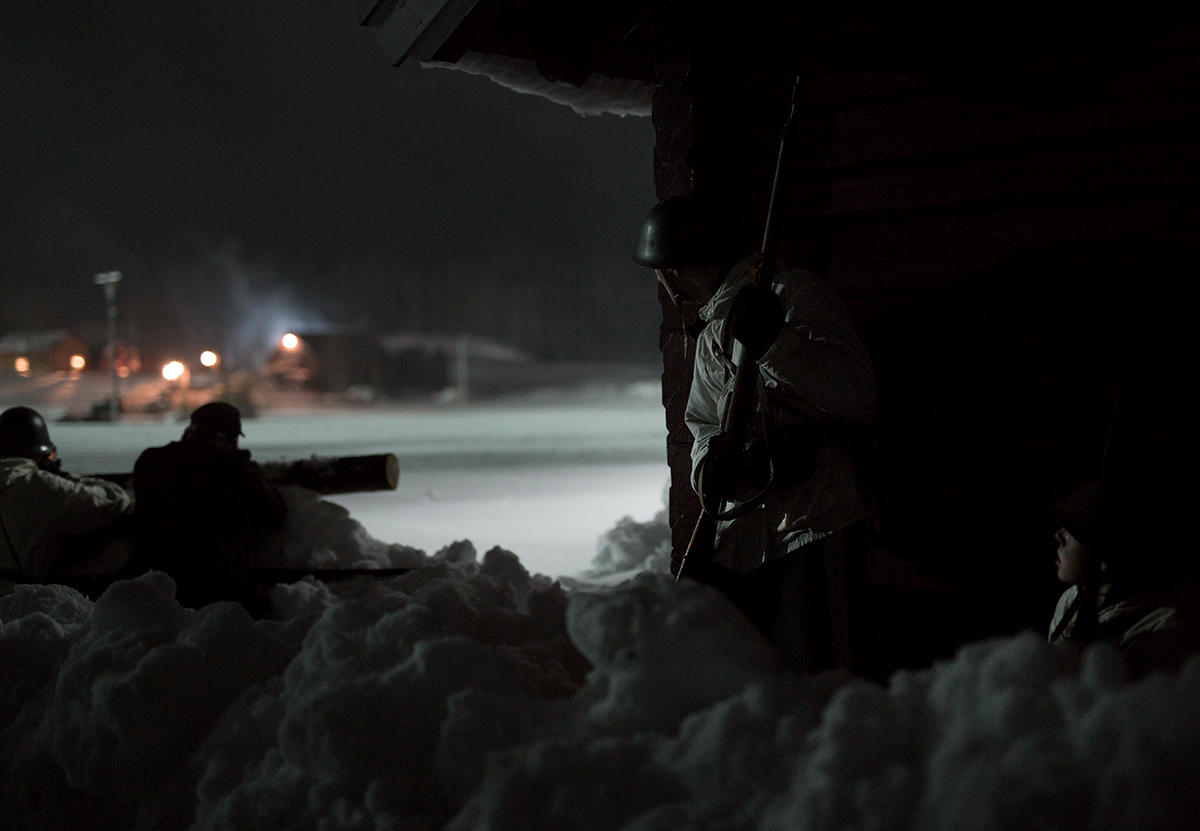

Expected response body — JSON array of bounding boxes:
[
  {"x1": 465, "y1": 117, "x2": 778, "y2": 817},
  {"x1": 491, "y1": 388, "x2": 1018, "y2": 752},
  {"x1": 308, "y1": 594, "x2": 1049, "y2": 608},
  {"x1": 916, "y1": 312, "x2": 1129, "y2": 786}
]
[{"x1": 0, "y1": 1, "x2": 658, "y2": 369}]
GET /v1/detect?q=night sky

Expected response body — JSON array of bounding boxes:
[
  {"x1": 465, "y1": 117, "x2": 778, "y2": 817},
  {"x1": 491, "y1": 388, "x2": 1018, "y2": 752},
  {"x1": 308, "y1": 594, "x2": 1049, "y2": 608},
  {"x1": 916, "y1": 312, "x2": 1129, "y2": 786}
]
[{"x1": 1, "y1": 2, "x2": 659, "y2": 367}]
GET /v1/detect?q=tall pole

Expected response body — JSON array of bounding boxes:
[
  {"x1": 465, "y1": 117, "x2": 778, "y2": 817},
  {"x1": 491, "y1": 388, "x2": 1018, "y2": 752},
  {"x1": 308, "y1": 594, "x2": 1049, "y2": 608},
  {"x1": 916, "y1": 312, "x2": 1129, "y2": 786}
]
[
  {"x1": 94, "y1": 270, "x2": 122, "y2": 421},
  {"x1": 455, "y1": 334, "x2": 469, "y2": 404}
]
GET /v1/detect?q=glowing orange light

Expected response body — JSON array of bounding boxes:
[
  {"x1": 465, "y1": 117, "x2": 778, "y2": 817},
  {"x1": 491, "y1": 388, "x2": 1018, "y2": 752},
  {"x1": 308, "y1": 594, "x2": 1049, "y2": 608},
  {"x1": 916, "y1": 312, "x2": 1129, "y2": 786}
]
[
  {"x1": 14, "y1": 357, "x2": 30, "y2": 374},
  {"x1": 69, "y1": 354, "x2": 86, "y2": 371},
  {"x1": 200, "y1": 350, "x2": 219, "y2": 368},
  {"x1": 162, "y1": 361, "x2": 185, "y2": 382},
  {"x1": 117, "y1": 366, "x2": 131, "y2": 379},
  {"x1": 281, "y1": 332, "x2": 300, "y2": 351}
]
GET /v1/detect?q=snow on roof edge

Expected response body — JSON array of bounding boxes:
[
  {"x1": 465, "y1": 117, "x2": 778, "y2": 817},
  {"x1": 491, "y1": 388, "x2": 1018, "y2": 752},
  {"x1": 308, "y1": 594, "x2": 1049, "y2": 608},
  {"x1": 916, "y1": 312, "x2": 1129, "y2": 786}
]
[{"x1": 421, "y1": 51, "x2": 652, "y2": 118}]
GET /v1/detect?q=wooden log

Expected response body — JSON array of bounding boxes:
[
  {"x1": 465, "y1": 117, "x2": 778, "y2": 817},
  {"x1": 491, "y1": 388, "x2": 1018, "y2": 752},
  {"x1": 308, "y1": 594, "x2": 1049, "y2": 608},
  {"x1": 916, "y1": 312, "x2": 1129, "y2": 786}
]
[
  {"x1": 90, "y1": 452, "x2": 400, "y2": 496},
  {"x1": 259, "y1": 453, "x2": 400, "y2": 494}
]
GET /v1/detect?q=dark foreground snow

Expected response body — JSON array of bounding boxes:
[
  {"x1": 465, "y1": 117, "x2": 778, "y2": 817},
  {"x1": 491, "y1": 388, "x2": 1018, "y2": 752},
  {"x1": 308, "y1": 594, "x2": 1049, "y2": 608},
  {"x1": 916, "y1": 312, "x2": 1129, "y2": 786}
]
[{"x1": 1, "y1": 489, "x2": 1197, "y2": 830}]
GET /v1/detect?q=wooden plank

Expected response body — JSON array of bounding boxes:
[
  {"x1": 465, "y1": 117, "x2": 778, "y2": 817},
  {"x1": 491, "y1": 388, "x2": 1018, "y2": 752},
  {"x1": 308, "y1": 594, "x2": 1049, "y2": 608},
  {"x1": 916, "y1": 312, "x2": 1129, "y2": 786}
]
[
  {"x1": 802, "y1": 132, "x2": 1200, "y2": 217},
  {"x1": 822, "y1": 196, "x2": 1195, "y2": 296},
  {"x1": 802, "y1": 53, "x2": 1200, "y2": 168}
]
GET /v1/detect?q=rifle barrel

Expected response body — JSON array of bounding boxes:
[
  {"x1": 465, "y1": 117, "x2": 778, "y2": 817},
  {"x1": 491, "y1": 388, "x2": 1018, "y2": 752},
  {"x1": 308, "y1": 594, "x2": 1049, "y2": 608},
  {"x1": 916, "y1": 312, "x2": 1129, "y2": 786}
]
[{"x1": 758, "y1": 75, "x2": 804, "y2": 263}]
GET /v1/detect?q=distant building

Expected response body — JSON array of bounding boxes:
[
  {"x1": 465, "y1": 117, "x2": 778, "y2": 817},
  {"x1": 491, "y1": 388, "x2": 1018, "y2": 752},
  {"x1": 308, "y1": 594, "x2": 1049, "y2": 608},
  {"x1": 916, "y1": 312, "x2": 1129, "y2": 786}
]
[
  {"x1": 0, "y1": 330, "x2": 90, "y2": 374},
  {"x1": 265, "y1": 328, "x2": 527, "y2": 397},
  {"x1": 263, "y1": 329, "x2": 645, "y2": 399},
  {"x1": 378, "y1": 332, "x2": 532, "y2": 399}
]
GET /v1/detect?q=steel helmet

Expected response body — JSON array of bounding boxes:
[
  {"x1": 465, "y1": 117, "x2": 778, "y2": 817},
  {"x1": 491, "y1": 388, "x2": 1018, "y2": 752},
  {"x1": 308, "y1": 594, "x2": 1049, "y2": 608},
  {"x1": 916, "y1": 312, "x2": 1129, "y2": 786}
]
[
  {"x1": 0, "y1": 406, "x2": 56, "y2": 461},
  {"x1": 632, "y1": 195, "x2": 728, "y2": 269},
  {"x1": 1053, "y1": 480, "x2": 1108, "y2": 553}
]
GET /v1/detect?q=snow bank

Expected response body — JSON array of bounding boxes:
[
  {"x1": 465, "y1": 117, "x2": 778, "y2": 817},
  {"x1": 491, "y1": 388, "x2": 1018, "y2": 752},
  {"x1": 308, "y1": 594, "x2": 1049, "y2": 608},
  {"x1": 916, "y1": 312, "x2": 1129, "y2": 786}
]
[
  {"x1": 2, "y1": 496, "x2": 1198, "y2": 830},
  {"x1": 270, "y1": 485, "x2": 427, "y2": 570},
  {"x1": 586, "y1": 481, "x2": 670, "y2": 580}
]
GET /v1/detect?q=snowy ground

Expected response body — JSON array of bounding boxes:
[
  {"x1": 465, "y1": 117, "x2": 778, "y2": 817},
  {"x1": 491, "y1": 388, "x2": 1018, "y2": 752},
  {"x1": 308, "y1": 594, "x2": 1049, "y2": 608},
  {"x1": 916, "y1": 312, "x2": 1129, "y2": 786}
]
[
  {"x1": 3, "y1": 378, "x2": 1199, "y2": 830},
  {"x1": 37, "y1": 382, "x2": 671, "y2": 581}
]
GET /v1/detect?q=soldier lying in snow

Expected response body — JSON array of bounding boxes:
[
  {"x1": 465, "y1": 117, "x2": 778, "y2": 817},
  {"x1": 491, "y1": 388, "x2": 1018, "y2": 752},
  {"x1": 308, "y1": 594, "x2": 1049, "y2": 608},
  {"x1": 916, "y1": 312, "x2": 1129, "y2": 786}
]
[
  {"x1": 0, "y1": 406, "x2": 135, "y2": 594},
  {"x1": 3, "y1": 401, "x2": 403, "y2": 610},
  {"x1": 127, "y1": 402, "x2": 287, "y2": 612}
]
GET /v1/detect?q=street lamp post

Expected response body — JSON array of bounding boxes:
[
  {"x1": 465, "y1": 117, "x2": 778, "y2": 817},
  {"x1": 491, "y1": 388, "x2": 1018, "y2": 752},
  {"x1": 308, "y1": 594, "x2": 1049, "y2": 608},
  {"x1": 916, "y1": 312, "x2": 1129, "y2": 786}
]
[{"x1": 94, "y1": 270, "x2": 122, "y2": 421}]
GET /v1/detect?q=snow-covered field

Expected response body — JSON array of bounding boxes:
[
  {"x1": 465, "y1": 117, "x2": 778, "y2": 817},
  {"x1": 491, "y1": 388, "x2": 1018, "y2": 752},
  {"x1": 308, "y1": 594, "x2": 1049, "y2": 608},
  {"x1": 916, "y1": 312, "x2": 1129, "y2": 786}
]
[{"x1": 3, "y1": 382, "x2": 1199, "y2": 830}]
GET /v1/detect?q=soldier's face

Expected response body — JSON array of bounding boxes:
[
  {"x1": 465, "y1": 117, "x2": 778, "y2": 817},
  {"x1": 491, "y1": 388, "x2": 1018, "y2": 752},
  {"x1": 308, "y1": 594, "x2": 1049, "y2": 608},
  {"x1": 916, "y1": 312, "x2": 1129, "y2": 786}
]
[
  {"x1": 655, "y1": 265, "x2": 722, "y2": 305},
  {"x1": 1054, "y1": 527, "x2": 1092, "y2": 584}
]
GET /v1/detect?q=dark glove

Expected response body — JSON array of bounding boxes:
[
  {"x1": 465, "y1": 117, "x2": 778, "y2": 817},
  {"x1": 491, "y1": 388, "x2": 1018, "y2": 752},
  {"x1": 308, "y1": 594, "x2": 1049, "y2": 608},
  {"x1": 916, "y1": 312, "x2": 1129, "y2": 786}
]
[
  {"x1": 38, "y1": 454, "x2": 70, "y2": 478},
  {"x1": 727, "y1": 284, "x2": 784, "y2": 360},
  {"x1": 698, "y1": 433, "x2": 733, "y2": 500},
  {"x1": 698, "y1": 434, "x2": 771, "y2": 512}
]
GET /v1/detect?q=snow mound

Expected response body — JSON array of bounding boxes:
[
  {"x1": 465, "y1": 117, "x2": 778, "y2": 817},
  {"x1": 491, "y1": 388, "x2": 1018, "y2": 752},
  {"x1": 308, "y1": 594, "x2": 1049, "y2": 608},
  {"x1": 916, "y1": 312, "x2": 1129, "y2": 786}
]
[
  {"x1": 586, "y1": 481, "x2": 670, "y2": 581},
  {"x1": 1, "y1": 490, "x2": 1197, "y2": 829},
  {"x1": 271, "y1": 485, "x2": 426, "y2": 570},
  {"x1": 2, "y1": 557, "x2": 1198, "y2": 829}
]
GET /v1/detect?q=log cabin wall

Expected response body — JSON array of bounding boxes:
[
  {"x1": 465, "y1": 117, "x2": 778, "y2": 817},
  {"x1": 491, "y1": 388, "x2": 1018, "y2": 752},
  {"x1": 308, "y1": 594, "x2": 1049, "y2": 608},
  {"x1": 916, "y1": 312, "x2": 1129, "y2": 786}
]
[{"x1": 652, "y1": 18, "x2": 1200, "y2": 653}]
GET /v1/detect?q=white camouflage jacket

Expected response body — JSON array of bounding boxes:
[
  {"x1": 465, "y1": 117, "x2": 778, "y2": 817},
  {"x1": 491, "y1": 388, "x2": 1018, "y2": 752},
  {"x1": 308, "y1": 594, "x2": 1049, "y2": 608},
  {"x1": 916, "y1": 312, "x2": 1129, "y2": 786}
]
[
  {"x1": 1049, "y1": 582, "x2": 1200, "y2": 676},
  {"x1": 685, "y1": 255, "x2": 877, "y2": 572},
  {"x1": 0, "y1": 456, "x2": 134, "y2": 585}
]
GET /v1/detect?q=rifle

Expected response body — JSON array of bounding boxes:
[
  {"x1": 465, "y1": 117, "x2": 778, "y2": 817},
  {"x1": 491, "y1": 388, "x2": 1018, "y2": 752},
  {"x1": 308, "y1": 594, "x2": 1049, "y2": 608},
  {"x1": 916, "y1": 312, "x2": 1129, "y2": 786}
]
[
  {"x1": 91, "y1": 452, "x2": 400, "y2": 495},
  {"x1": 676, "y1": 75, "x2": 804, "y2": 582}
]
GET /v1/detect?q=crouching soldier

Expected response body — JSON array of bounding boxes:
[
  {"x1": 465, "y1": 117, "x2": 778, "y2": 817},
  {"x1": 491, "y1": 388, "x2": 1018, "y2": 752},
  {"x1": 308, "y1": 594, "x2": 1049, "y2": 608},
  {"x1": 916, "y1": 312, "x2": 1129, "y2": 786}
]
[
  {"x1": 0, "y1": 406, "x2": 134, "y2": 593},
  {"x1": 130, "y1": 402, "x2": 286, "y2": 611},
  {"x1": 1049, "y1": 479, "x2": 1200, "y2": 677}
]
